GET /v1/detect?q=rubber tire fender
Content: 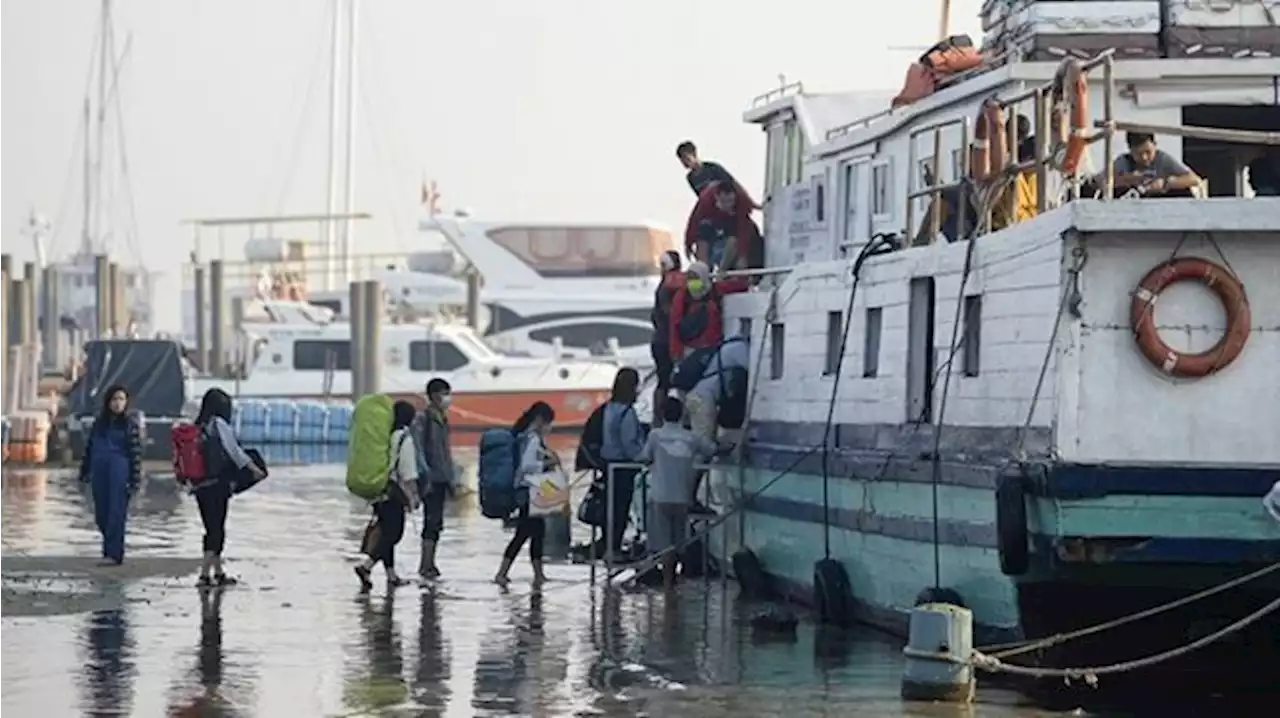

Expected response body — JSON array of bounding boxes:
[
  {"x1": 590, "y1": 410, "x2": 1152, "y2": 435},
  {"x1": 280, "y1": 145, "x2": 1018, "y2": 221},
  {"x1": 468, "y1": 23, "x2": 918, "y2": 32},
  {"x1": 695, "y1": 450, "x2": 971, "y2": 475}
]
[
  {"x1": 813, "y1": 558, "x2": 855, "y2": 626},
  {"x1": 732, "y1": 549, "x2": 769, "y2": 599},
  {"x1": 996, "y1": 472, "x2": 1030, "y2": 576}
]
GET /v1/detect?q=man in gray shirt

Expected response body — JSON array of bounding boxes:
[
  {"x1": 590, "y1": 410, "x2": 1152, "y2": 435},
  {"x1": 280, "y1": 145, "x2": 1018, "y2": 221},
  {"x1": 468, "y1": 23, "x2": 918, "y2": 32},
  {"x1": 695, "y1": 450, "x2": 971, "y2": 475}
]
[
  {"x1": 640, "y1": 395, "x2": 718, "y2": 592},
  {"x1": 1111, "y1": 132, "x2": 1201, "y2": 198}
]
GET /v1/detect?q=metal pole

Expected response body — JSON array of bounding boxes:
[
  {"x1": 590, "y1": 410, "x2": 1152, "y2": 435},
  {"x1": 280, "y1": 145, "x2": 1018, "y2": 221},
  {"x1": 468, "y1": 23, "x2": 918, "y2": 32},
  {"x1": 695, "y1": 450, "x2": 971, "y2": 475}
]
[
  {"x1": 341, "y1": 0, "x2": 360, "y2": 284},
  {"x1": 605, "y1": 463, "x2": 616, "y2": 586},
  {"x1": 112, "y1": 264, "x2": 128, "y2": 335},
  {"x1": 363, "y1": 279, "x2": 381, "y2": 394},
  {"x1": 210, "y1": 260, "x2": 225, "y2": 377},
  {"x1": 1103, "y1": 58, "x2": 1116, "y2": 200},
  {"x1": 93, "y1": 1, "x2": 111, "y2": 249},
  {"x1": 349, "y1": 280, "x2": 364, "y2": 399},
  {"x1": 193, "y1": 264, "x2": 208, "y2": 371},
  {"x1": 323, "y1": 0, "x2": 342, "y2": 290},
  {"x1": 22, "y1": 263, "x2": 37, "y2": 348},
  {"x1": 231, "y1": 296, "x2": 246, "y2": 378}
]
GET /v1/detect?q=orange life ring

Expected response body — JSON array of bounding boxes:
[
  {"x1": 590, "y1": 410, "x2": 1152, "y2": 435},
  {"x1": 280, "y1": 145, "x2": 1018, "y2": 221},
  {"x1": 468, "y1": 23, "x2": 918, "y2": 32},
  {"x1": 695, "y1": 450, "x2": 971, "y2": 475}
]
[
  {"x1": 1050, "y1": 58, "x2": 1089, "y2": 175},
  {"x1": 1130, "y1": 257, "x2": 1250, "y2": 378},
  {"x1": 970, "y1": 99, "x2": 1005, "y2": 181}
]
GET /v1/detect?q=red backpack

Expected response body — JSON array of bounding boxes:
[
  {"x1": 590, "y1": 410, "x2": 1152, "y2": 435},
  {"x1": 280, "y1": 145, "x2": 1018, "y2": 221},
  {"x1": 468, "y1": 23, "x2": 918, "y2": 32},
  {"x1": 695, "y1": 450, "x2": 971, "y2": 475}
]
[{"x1": 172, "y1": 422, "x2": 208, "y2": 486}]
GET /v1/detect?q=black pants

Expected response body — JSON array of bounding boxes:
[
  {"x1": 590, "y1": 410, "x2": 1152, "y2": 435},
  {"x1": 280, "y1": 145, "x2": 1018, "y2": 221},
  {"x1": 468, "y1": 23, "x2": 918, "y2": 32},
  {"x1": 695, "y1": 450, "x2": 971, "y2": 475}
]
[
  {"x1": 592, "y1": 466, "x2": 637, "y2": 555},
  {"x1": 367, "y1": 497, "x2": 406, "y2": 571},
  {"x1": 420, "y1": 486, "x2": 447, "y2": 542},
  {"x1": 503, "y1": 506, "x2": 545, "y2": 561},
  {"x1": 195, "y1": 482, "x2": 232, "y2": 555}
]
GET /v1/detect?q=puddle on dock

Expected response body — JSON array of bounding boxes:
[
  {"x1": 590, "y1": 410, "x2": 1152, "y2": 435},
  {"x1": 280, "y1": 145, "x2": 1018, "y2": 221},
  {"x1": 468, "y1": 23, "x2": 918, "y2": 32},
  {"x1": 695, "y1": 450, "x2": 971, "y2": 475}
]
[{"x1": 1, "y1": 457, "x2": 1264, "y2": 717}]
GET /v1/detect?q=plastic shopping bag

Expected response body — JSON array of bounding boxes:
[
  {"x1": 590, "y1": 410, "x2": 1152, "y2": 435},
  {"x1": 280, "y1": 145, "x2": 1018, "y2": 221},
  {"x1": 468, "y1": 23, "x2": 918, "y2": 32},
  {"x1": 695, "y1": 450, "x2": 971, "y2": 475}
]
[{"x1": 526, "y1": 470, "x2": 570, "y2": 517}]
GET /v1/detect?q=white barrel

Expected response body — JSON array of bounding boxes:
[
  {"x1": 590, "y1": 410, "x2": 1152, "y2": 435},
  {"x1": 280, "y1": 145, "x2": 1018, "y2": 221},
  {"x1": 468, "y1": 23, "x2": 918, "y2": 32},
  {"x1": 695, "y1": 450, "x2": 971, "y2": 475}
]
[{"x1": 901, "y1": 602, "x2": 975, "y2": 703}]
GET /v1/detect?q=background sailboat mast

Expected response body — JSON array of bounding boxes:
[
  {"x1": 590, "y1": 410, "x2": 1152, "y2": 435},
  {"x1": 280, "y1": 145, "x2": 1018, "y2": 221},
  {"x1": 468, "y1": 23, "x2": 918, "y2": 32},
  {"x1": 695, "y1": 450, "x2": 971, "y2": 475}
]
[
  {"x1": 340, "y1": 0, "x2": 359, "y2": 283},
  {"x1": 323, "y1": 0, "x2": 343, "y2": 290},
  {"x1": 91, "y1": 0, "x2": 112, "y2": 255}
]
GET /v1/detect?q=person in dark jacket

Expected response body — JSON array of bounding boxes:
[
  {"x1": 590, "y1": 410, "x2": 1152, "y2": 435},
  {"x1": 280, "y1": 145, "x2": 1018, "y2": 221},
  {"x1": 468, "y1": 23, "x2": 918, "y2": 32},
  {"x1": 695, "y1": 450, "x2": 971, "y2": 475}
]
[
  {"x1": 676, "y1": 141, "x2": 760, "y2": 206},
  {"x1": 592, "y1": 368, "x2": 645, "y2": 558},
  {"x1": 78, "y1": 384, "x2": 143, "y2": 565},
  {"x1": 193, "y1": 388, "x2": 266, "y2": 586},
  {"x1": 413, "y1": 377, "x2": 456, "y2": 579}
]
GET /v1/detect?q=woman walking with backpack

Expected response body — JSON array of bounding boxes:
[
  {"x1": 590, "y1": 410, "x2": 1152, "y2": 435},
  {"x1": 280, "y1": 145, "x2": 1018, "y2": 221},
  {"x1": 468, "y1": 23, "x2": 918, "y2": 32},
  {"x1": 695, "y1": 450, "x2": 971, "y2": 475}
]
[
  {"x1": 193, "y1": 388, "x2": 266, "y2": 587},
  {"x1": 355, "y1": 400, "x2": 422, "y2": 592},
  {"x1": 78, "y1": 384, "x2": 143, "y2": 565},
  {"x1": 493, "y1": 401, "x2": 558, "y2": 588}
]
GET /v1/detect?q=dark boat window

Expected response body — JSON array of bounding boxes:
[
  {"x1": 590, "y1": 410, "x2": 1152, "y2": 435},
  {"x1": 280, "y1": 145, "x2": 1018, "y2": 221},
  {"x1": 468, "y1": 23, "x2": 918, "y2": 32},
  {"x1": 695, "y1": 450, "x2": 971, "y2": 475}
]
[
  {"x1": 409, "y1": 340, "x2": 469, "y2": 372},
  {"x1": 293, "y1": 340, "x2": 351, "y2": 371},
  {"x1": 527, "y1": 322, "x2": 653, "y2": 350}
]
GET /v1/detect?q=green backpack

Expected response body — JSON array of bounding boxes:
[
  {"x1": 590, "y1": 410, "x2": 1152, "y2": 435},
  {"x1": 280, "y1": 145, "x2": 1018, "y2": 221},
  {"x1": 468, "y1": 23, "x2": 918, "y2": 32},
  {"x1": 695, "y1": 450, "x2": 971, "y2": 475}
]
[{"x1": 346, "y1": 394, "x2": 396, "y2": 500}]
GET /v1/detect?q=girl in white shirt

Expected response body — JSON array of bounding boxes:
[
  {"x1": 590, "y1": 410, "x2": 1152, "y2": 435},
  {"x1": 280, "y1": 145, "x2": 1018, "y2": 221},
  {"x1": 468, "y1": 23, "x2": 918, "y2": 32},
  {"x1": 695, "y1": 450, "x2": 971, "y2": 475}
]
[
  {"x1": 494, "y1": 401, "x2": 558, "y2": 588},
  {"x1": 355, "y1": 401, "x2": 422, "y2": 591}
]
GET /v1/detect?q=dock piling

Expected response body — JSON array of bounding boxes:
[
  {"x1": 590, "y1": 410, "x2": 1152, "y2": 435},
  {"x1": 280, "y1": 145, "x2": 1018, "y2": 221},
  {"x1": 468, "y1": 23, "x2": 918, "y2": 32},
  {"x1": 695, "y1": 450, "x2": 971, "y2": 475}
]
[
  {"x1": 1, "y1": 258, "x2": 9, "y2": 408},
  {"x1": 210, "y1": 260, "x2": 225, "y2": 377},
  {"x1": 193, "y1": 265, "x2": 208, "y2": 371},
  {"x1": 40, "y1": 266, "x2": 60, "y2": 372},
  {"x1": 362, "y1": 280, "x2": 382, "y2": 395},
  {"x1": 106, "y1": 262, "x2": 121, "y2": 336},
  {"x1": 349, "y1": 281, "x2": 365, "y2": 399},
  {"x1": 93, "y1": 254, "x2": 109, "y2": 339},
  {"x1": 901, "y1": 603, "x2": 976, "y2": 703}
]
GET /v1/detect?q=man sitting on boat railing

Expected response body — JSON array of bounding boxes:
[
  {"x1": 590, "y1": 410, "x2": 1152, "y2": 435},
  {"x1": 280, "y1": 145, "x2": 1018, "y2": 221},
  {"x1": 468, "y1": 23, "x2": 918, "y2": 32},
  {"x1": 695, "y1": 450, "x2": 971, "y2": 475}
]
[{"x1": 1108, "y1": 132, "x2": 1202, "y2": 199}]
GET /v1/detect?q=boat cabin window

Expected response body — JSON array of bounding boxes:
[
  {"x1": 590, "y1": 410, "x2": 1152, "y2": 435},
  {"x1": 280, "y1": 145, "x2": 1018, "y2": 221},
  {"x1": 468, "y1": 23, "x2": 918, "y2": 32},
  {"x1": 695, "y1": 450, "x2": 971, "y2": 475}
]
[
  {"x1": 483, "y1": 226, "x2": 674, "y2": 279},
  {"x1": 409, "y1": 340, "x2": 469, "y2": 372},
  {"x1": 528, "y1": 322, "x2": 653, "y2": 351},
  {"x1": 785, "y1": 121, "x2": 805, "y2": 186},
  {"x1": 293, "y1": 340, "x2": 352, "y2": 371},
  {"x1": 766, "y1": 123, "x2": 786, "y2": 197},
  {"x1": 871, "y1": 160, "x2": 893, "y2": 219}
]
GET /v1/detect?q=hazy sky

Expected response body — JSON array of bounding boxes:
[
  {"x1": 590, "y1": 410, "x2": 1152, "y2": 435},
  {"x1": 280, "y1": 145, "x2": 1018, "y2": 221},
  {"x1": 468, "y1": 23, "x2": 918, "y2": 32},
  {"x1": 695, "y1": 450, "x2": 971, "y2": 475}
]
[{"x1": 3, "y1": 0, "x2": 982, "y2": 330}]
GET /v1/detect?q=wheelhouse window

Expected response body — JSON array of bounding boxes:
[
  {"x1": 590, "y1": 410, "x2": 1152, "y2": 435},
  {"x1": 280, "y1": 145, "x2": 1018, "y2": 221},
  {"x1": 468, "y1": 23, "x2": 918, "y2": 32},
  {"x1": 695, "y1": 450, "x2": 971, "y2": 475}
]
[
  {"x1": 293, "y1": 340, "x2": 351, "y2": 371},
  {"x1": 527, "y1": 322, "x2": 653, "y2": 351},
  {"x1": 872, "y1": 160, "x2": 892, "y2": 218},
  {"x1": 409, "y1": 340, "x2": 469, "y2": 372}
]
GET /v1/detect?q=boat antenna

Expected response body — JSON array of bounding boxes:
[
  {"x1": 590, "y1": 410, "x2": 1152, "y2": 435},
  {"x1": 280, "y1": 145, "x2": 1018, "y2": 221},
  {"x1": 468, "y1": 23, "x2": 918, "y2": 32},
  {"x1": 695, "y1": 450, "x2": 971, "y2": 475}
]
[{"x1": 938, "y1": 0, "x2": 951, "y2": 41}]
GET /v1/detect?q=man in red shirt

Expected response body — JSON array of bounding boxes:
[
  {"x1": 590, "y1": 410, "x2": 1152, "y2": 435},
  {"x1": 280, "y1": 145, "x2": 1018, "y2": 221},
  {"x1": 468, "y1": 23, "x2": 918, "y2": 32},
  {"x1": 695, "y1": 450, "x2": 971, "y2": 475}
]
[
  {"x1": 685, "y1": 181, "x2": 764, "y2": 273},
  {"x1": 668, "y1": 261, "x2": 749, "y2": 361}
]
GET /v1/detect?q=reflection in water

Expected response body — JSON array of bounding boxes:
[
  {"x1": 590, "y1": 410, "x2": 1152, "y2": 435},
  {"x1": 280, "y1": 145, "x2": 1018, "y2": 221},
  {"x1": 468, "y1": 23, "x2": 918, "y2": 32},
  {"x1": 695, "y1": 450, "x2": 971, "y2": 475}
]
[
  {"x1": 413, "y1": 590, "x2": 451, "y2": 716},
  {"x1": 344, "y1": 594, "x2": 408, "y2": 713},
  {"x1": 167, "y1": 587, "x2": 255, "y2": 717},
  {"x1": 78, "y1": 594, "x2": 136, "y2": 717}
]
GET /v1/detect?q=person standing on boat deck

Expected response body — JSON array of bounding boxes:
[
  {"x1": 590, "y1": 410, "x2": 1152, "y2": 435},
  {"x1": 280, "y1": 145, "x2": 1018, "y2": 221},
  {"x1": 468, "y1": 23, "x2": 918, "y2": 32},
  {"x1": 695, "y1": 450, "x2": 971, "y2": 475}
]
[
  {"x1": 494, "y1": 402, "x2": 558, "y2": 588},
  {"x1": 193, "y1": 388, "x2": 266, "y2": 587},
  {"x1": 413, "y1": 378, "x2": 456, "y2": 579},
  {"x1": 668, "y1": 261, "x2": 750, "y2": 361},
  {"x1": 1248, "y1": 149, "x2": 1279, "y2": 196},
  {"x1": 683, "y1": 335, "x2": 749, "y2": 509},
  {"x1": 78, "y1": 384, "x2": 143, "y2": 566},
  {"x1": 650, "y1": 251, "x2": 685, "y2": 424},
  {"x1": 593, "y1": 368, "x2": 646, "y2": 558},
  {"x1": 641, "y1": 395, "x2": 718, "y2": 592},
  {"x1": 1110, "y1": 132, "x2": 1202, "y2": 198},
  {"x1": 355, "y1": 400, "x2": 422, "y2": 592},
  {"x1": 676, "y1": 141, "x2": 760, "y2": 205}
]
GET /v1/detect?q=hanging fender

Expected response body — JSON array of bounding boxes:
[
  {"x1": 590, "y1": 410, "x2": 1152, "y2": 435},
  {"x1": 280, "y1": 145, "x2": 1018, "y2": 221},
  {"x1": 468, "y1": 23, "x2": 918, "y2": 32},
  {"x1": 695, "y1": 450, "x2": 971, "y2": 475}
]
[
  {"x1": 1130, "y1": 256, "x2": 1251, "y2": 378},
  {"x1": 813, "y1": 558, "x2": 856, "y2": 626},
  {"x1": 1050, "y1": 58, "x2": 1089, "y2": 176},
  {"x1": 996, "y1": 471, "x2": 1030, "y2": 576}
]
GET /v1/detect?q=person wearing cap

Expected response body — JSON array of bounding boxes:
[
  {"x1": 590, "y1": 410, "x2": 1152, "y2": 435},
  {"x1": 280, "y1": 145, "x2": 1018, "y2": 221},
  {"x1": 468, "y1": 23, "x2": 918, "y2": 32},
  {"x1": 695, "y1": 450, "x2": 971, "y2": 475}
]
[{"x1": 668, "y1": 261, "x2": 749, "y2": 361}]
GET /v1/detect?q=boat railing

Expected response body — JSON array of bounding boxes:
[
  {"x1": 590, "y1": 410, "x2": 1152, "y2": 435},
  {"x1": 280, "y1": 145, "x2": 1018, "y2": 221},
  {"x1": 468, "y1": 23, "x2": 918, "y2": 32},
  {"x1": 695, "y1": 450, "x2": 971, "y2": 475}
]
[
  {"x1": 751, "y1": 81, "x2": 805, "y2": 109},
  {"x1": 905, "y1": 49, "x2": 1118, "y2": 242},
  {"x1": 826, "y1": 108, "x2": 895, "y2": 141}
]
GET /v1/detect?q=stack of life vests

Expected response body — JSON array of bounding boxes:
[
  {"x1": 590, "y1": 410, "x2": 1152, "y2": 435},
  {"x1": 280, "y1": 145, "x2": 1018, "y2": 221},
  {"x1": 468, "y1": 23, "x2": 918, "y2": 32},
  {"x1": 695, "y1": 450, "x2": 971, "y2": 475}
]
[{"x1": 892, "y1": 34, "x2": 984, "y2": 108}]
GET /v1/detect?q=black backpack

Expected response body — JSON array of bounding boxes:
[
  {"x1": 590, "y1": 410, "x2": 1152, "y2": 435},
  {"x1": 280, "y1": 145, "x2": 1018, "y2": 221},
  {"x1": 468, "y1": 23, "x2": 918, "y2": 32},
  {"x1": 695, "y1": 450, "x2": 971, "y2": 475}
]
[{"x1": 574, "y1": 404, "x2": 608, "y2": 471}]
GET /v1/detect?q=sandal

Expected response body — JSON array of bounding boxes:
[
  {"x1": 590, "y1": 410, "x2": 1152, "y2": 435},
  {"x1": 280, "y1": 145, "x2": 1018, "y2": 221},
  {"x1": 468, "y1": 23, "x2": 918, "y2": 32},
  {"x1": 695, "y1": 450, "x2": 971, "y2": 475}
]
[
  {"x1": 197, "y1": 575, "x2": 214, "y2": 588},
  {"x1": 214, "y1": 573, "x2": 238, "y2": 586},
  {"x1": 354, "y1": 565, "x2": 373, "y2": 592},
  {"x1": 387, "y1": 576, "x2": 411, "y2": 589}
]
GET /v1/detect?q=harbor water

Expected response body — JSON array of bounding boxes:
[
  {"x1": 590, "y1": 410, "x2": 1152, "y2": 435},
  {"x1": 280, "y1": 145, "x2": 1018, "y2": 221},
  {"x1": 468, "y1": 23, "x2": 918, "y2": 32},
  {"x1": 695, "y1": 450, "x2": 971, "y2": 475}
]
[{"x1": 0, "y1": 451, "x2": 1266, "y2": 717}]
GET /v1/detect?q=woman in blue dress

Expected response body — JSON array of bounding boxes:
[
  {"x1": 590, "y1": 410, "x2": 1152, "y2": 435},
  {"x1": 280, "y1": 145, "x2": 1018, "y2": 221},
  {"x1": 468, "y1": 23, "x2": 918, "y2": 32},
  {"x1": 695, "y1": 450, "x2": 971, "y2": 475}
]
[{"x1": 78, "y1": 384, "x2": 143, "y2": 565}]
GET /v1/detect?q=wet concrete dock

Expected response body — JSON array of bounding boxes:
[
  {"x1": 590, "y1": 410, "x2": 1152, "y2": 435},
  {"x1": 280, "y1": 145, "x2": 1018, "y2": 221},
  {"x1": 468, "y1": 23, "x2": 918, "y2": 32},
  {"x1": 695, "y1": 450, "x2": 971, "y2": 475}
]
[{"x1": 0, "y1": 459, "x2": 1263, "y2": 717}]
